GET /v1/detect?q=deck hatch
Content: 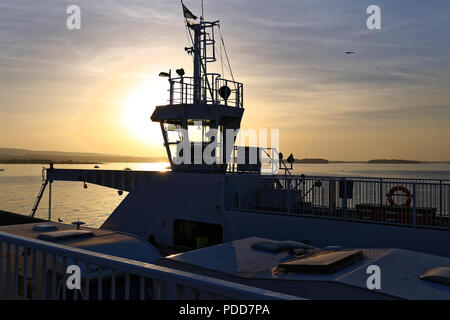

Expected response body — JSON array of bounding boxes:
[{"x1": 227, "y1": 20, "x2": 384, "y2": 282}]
[
  {"x1": 37, "y1": 230, "x2": 94, "y2": 241},
  {"x1": 32, "y1": 224, "x2": 58, "y2": 232},
  {"x1": 251, "y1": 241, "x2": 288, "y2": 252},
  {"x1": 278, "y1": 250, "x2": 364, "y2": 274},
  {"x1": 420, "y1": 267, "x2": 450, "y2": 285}
]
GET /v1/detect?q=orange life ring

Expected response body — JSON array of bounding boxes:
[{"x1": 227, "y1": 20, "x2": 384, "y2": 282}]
[{"x1": 387, "y1": 186, "x2": 412, "y2": 207}]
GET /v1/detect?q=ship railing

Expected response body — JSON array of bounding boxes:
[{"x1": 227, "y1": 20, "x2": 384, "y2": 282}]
[
  {"x1": 168, "y1": 75, "x2": 243, "y2": 108},
  {"x1": 0, "y1": 231, "x2": 301, "y2": 300},
  {"x1": 227, "y1": 147, "x2": 292, "y2": 176},
  {"x1": 225, "y1": 175, "x2": 450, "y2": 230}
]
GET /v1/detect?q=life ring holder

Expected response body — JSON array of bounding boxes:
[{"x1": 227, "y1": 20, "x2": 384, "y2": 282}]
[{"x1": 387, "y1": 186, "x2": 412, "y2": 207}]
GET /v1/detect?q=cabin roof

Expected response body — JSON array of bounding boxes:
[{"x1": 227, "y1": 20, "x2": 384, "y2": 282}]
[
  {"x1": 159, "y1": 237, "x2": 450, "y2": 299},
  {"x1": 0, "y1": 221, "x2": 160, "y2": 263}
]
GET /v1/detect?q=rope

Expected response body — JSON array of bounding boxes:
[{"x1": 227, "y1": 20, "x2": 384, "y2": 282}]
[
  {"x1": 219, "y1": 34, "x2": 224, "y2": 77},
  {"x1": 219, "y1": 26, "x2": 235, "y2": 83},
  {"x1": 215, "y1": 30, "x2": 234, "y2": 82}
]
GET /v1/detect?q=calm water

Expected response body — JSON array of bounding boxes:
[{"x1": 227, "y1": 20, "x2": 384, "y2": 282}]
[
  {"x1": 0, "y1": 162, "x2": 449, "y2": 228},
  {"x1": 0, "y1": 163, "x2": 169, "y2": 228}
]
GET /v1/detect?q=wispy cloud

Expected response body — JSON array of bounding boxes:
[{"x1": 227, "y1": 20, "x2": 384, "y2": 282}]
[{"x1": 0, "y1": 0, "x2": 449, "y2": 159}]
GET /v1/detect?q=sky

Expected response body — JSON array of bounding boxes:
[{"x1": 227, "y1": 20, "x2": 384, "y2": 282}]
[{"x1": 0, "y1": 0, "x2": 449, "y2": 161}]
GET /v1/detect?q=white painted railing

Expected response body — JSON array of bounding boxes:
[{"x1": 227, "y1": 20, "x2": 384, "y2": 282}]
[
  {"x1": 225, "y1": 175, "x2": 450, "y2": 230},
  {"x1": 0, "y1": 231, "x2": 301, "y2": 300}
]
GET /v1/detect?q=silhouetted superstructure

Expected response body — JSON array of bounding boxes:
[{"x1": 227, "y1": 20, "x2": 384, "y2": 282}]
[{"x1": 151, "y1": 10, "x2": 244, "y2": 173}]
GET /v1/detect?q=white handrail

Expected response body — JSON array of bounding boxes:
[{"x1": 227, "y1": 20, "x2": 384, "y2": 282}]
[{"x1": 0, "y1": 231, "x2": 302, "y2": 300}]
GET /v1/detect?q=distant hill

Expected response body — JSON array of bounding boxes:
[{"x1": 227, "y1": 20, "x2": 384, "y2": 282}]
[
  {"x1": 294, "y1": 158, "x2": 329, "y2": 164},
  {"x1": 368, "y1": 159, "x2": 422, "y2": 164},
  {"x1": 0, "y1": 148, "x2": 165, "y2": 164}
]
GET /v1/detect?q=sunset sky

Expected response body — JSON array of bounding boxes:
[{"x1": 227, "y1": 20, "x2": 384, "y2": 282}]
[{"x1": 1, "y1": 0, "x2": 449, "y2": 161}]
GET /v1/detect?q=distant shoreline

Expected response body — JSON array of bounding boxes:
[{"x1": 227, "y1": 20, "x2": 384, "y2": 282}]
[
  {"x1": 1, "y1": 159, "x2": 449, "y2": 165},
  {"x1": 293, "y1": 158, "x2": 450, "y2": 164},
  {"x1": 1, "y1": 148, "x2": 448, "y2": 165},
  {"x1": 0, "y1": 147, "x2": 165, "y2": 164},
  {"x1": 367, "y1": 159, "x2": 421, "y2": 164},
  {"x1": 0, "y1": 159, "x2": 103, "y2": 164}
]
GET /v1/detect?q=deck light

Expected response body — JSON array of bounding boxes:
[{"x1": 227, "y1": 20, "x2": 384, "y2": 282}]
[{"x1": 176, "y1": 68, "x2": 185, "y2": 77}]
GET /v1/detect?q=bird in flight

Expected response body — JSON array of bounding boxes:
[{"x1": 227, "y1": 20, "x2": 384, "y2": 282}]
[{"x1": 344, "y1": 51, "x2": 355, "y2": 55}]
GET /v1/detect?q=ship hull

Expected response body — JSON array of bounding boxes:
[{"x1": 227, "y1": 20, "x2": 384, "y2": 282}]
[{"x1": 101, "y1": 172, "x2": 450, "y2": 257}]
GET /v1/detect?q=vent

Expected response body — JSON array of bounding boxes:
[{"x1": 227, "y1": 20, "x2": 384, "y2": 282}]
[
  {"x1": 420, "y1": 267, "x2": 450, "y2": 285},
  {"x1": 33, "y1": 224, "x2": 58, "y2": 232},
  {"x1": 252, "y1": 240, "x2": 316, "y2": 253},
  {"x1": 323, "y1": 246, "x2": 344, "y2": 251},
  {"x1": 37, "y1": 230, "x2": 94, "y2": 241},
  {"x1": 278, "y1": 250, "x2": 364, "y2": 274},
  {"x1": 282, "y1": 241, "x2": 315, "y2": 250},
  {"x1": 251, "y1": 241, "x2": 288, "y2": 253}
]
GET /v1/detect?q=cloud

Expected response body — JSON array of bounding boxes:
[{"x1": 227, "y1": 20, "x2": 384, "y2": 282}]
[{"x1": 0, "y1": 0, "x2": 449, "y2": 158}]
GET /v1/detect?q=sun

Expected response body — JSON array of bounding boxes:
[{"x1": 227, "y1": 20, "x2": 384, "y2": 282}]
[{"x1": 121, "y1": 78, "x2": 168, "y2": 144}]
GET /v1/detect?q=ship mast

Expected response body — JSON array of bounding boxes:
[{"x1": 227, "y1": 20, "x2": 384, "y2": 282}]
[
  {"x1": 183, "y1": 1, "x2": 219, "y2": 105},
  {"x1": 192, "y1": 21, "x2": 202, "y2": 104},
  {"x1": 151, "y1": 2, "x2": 245, "y2": 173}
]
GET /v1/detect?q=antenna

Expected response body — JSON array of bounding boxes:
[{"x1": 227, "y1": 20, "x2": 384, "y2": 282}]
[{"x1": 201, "y1": 0, "x2": 204, "y2": 19}]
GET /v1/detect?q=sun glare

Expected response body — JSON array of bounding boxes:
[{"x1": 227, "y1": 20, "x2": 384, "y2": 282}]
[{"x1": 121, "y1": 78, "x2": 168, "y2": 144}]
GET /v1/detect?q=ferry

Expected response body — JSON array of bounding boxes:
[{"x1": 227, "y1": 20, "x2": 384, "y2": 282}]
[
  {"x1": 28, "y1": 3, "x2": 450, "y2": 258},
  {"x1": 0, "y1": 2, "x2": 449, "y2": 301}
]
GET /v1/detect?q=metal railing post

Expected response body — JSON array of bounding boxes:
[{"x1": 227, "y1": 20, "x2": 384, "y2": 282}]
[
  {"x1": 287, "y1": 178, "x2": 291, "y2": 214},
  {"x1": 125, "y1": 272, "x2": 130, "y2": 300},
  {"x1": 301, "y1": 178, "x2": 306, "y2": 215},
  {"x1": 343, "y1": 178, "x2": 348, "y2": 221},
  {"x1": 180, "y1": 78, "x2": 184, "y2": 104},
  {"x1": 97, "y1": 267, "x2": 102, "y2": 300},
  {"x1": 6, "y1": 243, "x2": 10, "y2": 299},
  {"x1": 0, "y1": 241, "x2": 3, "y2": 300},
  {"x1": 238, "y1": 176, "x2": 241, "y2": 210},
  {"x1": 169, "y1": 80, "x2": 174, "y2": 105},
  {"x1": 62, "y1": 258, "x2": 67, "y2": 300},
  {"x1": 42, "y1": 252, "x2": 47, "y2": 300},
  {"x1": 14, "y1": 245, "x2": 19, "y2": 300},
  {"x1": 32, "y1": 249, "x2": 36, "y2": 300},
  {"x1": 379, "y1": 178, "x2": 383, "y2": 206},
  {"x1": 111, "y1": 269, "x2": 116, "y2": 300},
  {"x1": 447, "y1": 183, "x2": 450, "y2": 230},
  {"x1": 23, "y1": 248, "x2": 28, "y2": 299},
  {"x1": 328, "y1": 179, "x2": 336, "y2": 217},
  {"x1": 48, "y1": 182, "x2": 52, "y2": 221},
  {"x1": 139, "y1": 276, "x2": 145, "y2": 300},
  {"x1": 51, "y1": 254, "x2": 56, "y2": 300},
  {"x1": 439, "y1": 180, "x2": 443, "y2": 227},
  {"x1": 85, "y1": 262, "x2": 90, "y2": 300},
  {"x1": 412, "y1": 183, "x2": 417, "y2": 228}
]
